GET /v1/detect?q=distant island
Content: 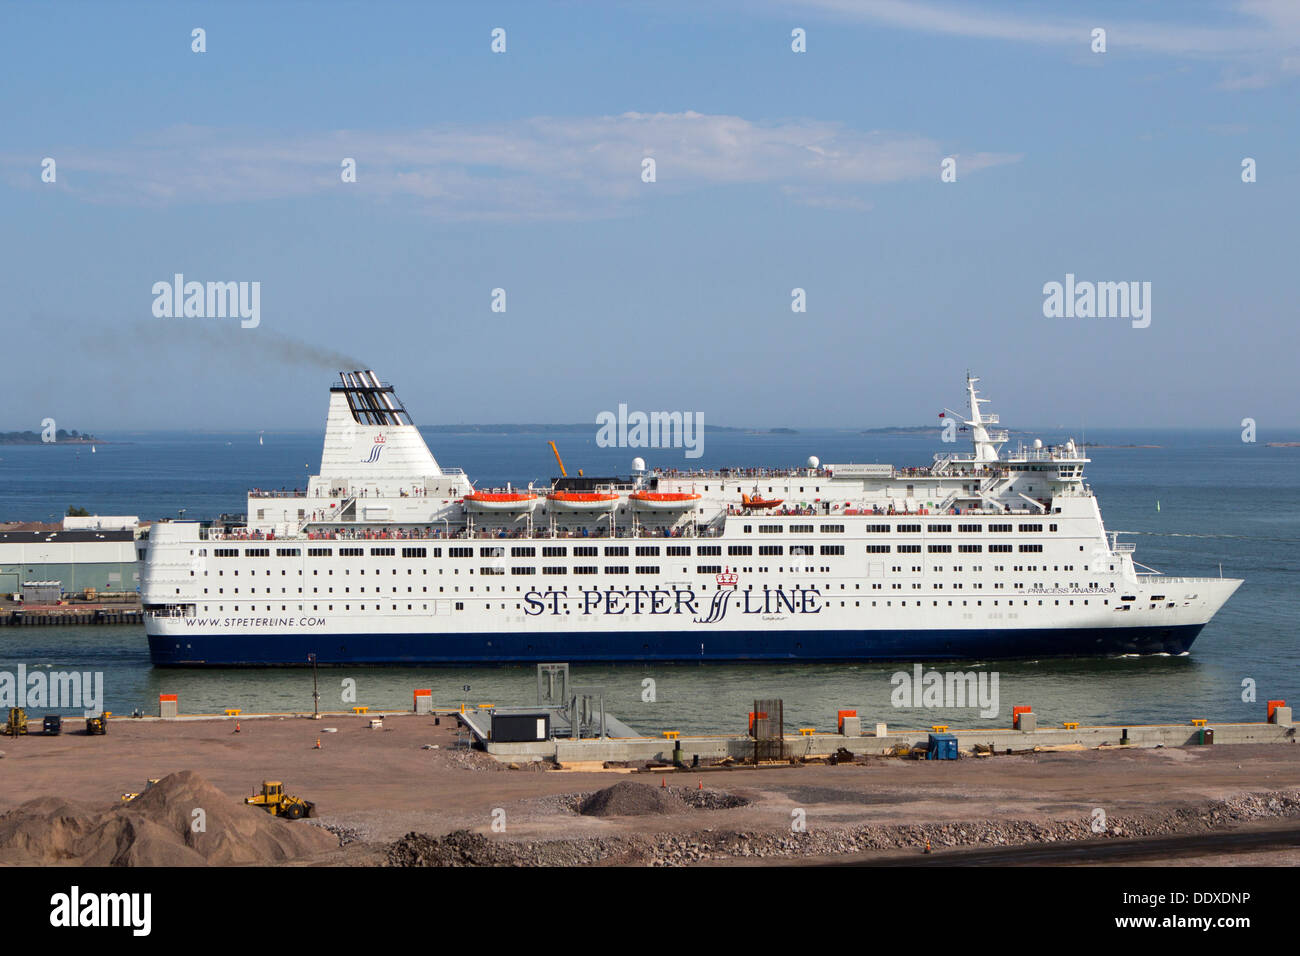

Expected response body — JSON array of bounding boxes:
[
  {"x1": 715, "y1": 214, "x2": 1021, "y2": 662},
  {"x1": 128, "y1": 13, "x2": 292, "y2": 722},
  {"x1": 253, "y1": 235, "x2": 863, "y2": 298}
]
[
  {"x1": 0, "y1": 429, "x2": 101, "y2": 445},
  {"x1": 859, "y1": 425, "x2": 943, "y2": 435},
  {"x1": 1266, "y1": 442, "x2": 1300, "y2": 448}
]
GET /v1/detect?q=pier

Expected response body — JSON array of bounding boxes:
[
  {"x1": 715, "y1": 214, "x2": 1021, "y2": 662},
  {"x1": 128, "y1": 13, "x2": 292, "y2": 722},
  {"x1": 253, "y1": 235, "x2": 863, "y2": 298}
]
[{"x1": 0, "y1": 603, "x2": 143, "y2": 627}]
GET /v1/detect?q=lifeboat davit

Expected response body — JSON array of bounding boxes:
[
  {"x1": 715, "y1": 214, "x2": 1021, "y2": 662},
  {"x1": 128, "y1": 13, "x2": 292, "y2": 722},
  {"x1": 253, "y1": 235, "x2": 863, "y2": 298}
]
[
  {"x1": 463, "y1": 491, "x2": 539, "y2": 512},
  {"x1": 629, "y1": 491, "x2": 702, "y2": 511},
  {"x1": 741, "y1": 493, "x2": 784, "y2": 509},
  {"x1": 547, "y1": 491, "x2": 619, "y2": 511}
]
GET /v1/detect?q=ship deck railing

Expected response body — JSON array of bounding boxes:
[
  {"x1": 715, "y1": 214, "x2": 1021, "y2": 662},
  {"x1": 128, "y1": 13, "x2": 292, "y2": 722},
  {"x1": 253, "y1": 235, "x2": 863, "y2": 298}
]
[
  {"x1": 202, "y1": 525, "x2": 728, "y2": 542},
  {"x1": 650, "y1": 466, "x2": 831, "y2": 480}
]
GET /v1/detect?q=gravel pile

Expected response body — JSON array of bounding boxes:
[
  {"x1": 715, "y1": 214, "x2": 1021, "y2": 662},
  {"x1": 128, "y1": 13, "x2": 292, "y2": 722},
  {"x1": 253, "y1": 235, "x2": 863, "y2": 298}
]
[
  {"x1": 670, "y1": 785, "x2": 752, "y2": 810},
  {"x1": 540, "y1": 783, "x2": 751, "y2": 817},
  {"x1": 578, "y1": 781, "x2": 689, "y2": 817},
  {"x1": 0, "y1": 770, "x2": 337, "y2": 866}
]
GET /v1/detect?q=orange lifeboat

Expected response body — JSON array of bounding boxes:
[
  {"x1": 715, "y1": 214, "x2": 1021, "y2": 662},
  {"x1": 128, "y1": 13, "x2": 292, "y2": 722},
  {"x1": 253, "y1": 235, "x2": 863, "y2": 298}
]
[
  {"x1": 629, "y1": 491, "x2": 702, "y2": 511},
  {"x1": 547, "y1": 491, "x2": 619, "y2": 511},
  {"x1": 463, "y1": 491, "x2": 539, "y2": 512},
  {"x1": 741, "y1": 493, "x2": 784, "y2": 509}
]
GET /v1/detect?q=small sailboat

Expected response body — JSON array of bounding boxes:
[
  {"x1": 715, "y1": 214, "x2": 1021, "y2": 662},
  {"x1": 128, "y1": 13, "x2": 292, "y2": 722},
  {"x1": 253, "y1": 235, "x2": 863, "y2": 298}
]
[{"x1": 259, "y1": 431, "x2": 265, "y2": 446}]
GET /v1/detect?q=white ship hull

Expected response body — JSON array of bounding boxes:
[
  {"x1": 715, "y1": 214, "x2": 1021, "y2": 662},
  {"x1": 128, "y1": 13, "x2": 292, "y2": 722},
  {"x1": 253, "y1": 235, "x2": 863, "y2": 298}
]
[{"x1": 140, "y1": 372, "x2": 1242, "y2": 665}]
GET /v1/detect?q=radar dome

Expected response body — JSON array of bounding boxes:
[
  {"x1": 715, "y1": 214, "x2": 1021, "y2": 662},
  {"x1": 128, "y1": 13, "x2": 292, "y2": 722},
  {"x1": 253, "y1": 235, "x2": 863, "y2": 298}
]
[
  {"x1": 807, "y1": 456, "x2": 820, "y2": 469},
  {"x1": 631, "y1": 457, "x2": 646, "y2": 473},
  {"x1": 1033, "y1": 439, "x2": 1043, "y2": 449}
]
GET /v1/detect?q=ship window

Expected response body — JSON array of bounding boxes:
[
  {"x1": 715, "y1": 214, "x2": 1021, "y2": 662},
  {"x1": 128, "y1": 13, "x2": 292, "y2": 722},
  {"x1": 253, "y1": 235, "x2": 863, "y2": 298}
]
[
  {"x1": 896, "y1": 524, "x2": 920, "y2": 533},
  {"x1": 819, "y1": 525, "x2": 845, "y2": 533},
  {"x1": 819, "y1": 545, "x2": 845, "y2": 555}
]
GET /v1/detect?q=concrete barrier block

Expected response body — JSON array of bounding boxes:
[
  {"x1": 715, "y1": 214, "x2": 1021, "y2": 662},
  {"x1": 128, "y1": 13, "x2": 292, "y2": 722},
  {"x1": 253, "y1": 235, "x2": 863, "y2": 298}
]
[
  {"x1": 875, "y1": 722, "x2": 888, "y2": 737},
  {"x1": 1018, "y1": 712, "x2": 1038, "y2": 732},
  {"x1": 841, "y1": 716, "x2": 861, "y2": 737},
  {"x1": 1273, "y1": 706, "x2": 1293, "y2": 726}
]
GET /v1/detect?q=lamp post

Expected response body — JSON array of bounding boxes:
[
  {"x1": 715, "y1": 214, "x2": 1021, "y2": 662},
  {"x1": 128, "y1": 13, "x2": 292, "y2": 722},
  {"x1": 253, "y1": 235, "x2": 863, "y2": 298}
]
[{"x1": 308, "y1": 653, "x2": 320, "y2": 718}]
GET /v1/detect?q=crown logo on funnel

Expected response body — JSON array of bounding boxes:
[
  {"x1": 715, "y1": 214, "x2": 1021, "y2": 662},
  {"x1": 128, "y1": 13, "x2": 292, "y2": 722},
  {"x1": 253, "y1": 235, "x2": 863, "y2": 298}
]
[{"x1": 716, "y1": 566, "x2": 738, "y2": 588}]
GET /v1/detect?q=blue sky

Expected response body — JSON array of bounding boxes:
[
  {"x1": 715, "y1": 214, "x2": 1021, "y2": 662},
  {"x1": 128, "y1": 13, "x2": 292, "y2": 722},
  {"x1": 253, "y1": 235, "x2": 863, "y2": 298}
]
[{"x1": 2, "y1": 0, "x2": 1297, "y2": 431}]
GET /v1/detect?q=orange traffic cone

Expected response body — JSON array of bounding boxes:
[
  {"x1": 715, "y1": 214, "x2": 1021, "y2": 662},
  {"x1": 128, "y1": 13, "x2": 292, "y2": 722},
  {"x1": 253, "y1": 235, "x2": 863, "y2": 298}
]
[
  {"x1": 698, "y1": 779, "x2": 703, "y2": 790},
  {"x1": 233, "y1": 720, "x2": 241, "y2": 734},
  {"x1": 314, "y1": 738, "x2": 321, "y2": 750}
]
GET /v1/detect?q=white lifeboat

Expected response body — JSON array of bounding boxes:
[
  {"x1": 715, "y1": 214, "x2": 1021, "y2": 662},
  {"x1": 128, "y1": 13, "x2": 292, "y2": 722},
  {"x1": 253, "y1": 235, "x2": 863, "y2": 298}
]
[
  {"x1": 462, "y1": 491, "x2": 539, "y2": 512},
  {"x1": 547, "y1": 491, "x2": 620, "y2": 511},
  {"x1": 628, "y1": 491, "x2": 701, "y2": 511}
]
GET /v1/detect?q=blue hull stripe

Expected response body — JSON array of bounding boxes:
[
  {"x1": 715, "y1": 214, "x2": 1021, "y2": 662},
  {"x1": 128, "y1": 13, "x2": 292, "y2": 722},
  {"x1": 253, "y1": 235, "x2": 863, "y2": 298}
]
[{"x1": 148, "y1": 624, "x2": 1206, "y2": 667}]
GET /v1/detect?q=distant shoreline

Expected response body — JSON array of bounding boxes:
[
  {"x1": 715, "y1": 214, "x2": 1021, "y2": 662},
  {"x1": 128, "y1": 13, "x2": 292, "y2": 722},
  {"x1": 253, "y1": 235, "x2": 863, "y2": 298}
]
[{"x1": 0, "y1": 437, "x2": 105, "y2": 446}]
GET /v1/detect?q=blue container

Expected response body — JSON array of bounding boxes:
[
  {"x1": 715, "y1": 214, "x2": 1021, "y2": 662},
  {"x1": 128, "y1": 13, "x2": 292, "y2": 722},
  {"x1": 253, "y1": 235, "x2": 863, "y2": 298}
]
[{"x1": 926, "y1": 732, "x2": 958, "y2": 760}]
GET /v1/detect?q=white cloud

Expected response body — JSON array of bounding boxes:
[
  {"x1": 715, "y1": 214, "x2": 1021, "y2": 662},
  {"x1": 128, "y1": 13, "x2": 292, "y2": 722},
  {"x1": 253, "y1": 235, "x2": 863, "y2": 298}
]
[
  {"x1": 2, "y1": 112, "x2": 1020, "y2": 220},
  {"x1": 783, "y1": 0, "x2": 1300, "y2": 87}
]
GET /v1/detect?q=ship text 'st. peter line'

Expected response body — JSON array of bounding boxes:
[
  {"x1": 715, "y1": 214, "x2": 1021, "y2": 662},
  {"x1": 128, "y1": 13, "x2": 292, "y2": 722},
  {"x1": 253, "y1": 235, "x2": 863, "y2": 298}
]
[{"x1": 140, "y1": 372, "x2": 1241, "y2": 665}]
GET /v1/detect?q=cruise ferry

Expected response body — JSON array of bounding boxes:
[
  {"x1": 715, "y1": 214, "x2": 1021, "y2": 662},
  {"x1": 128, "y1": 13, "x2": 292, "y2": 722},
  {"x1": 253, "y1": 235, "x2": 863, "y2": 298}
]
[{"x1": 140, "y1": 371, "x2": 1241, "y2": 665}]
